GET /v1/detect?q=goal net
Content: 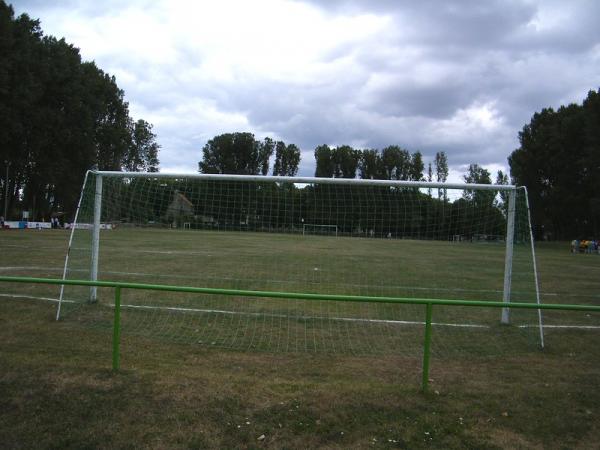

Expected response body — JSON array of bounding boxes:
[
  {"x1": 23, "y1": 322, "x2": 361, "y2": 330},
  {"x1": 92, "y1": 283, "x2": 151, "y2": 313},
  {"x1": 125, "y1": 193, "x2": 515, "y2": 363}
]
[
  {"x1": 57, "y1": 171, "x2": 543, "y2": 356},
  {"x1": 302, "y1": 224, "x2": 338, "y2": 236}
]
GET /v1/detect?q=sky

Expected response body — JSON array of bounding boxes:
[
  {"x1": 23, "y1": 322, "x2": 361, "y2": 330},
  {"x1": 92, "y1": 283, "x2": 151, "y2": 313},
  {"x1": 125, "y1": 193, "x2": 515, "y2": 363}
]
[{"x1": 11, "y1": 0, "x2": 600, "y2": 181}]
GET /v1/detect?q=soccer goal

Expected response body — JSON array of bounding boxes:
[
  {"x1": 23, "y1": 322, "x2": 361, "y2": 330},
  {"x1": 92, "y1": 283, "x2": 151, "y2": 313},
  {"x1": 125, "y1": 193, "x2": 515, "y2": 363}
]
[
  {"x1": 302, "y1": 223, "x2": 338, "y2": 236},
  {"x1": 57, "y1": 171, "x2": 543, "y2": 354}
]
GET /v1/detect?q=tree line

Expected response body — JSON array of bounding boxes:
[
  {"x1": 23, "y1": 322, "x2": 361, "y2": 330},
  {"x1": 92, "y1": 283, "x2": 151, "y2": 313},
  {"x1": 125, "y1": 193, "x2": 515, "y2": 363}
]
[
  {"x1": 197, "y1": 89, "x2": 600, "y2": 241},
  {"x1": 0, "y1": 2, "x2": 159, "y2": 222},
  {"x1": 198, "y1": 132, "x2": 451, "y2": 185},
  {"x1": 198, "y1": 133, "x2": 300, "y2": 176},
  {"x1": 197, "y1": 131, "x2": 511, "y2": 206},
  {"x1": 111, "y1": 176, "x2": 509, "y2": 242},
  {"x1": 509, "y1": 89, "x2": 600, "y2": 239},
  {"x1": 195, "y1": 132, "x2": 512, "y2": 240},
  {"x1": 4, "y1": 2, "x2": 597, "y2": 239}
]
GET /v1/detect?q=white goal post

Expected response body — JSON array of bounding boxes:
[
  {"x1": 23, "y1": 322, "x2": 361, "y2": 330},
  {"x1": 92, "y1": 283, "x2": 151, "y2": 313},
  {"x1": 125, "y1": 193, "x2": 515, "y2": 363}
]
[{"x1": 57, "y1": 170, "x2": 544, "y2": 347}]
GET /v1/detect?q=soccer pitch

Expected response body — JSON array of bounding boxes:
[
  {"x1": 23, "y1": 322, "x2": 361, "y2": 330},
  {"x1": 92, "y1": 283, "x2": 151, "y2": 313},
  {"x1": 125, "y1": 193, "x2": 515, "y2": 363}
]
[
  {"x1": 0, "y1": 227, "x2": 558, "y2": 356},
  {"x1": 1, "y1": 229, "x2": 599, "y2": 448}
]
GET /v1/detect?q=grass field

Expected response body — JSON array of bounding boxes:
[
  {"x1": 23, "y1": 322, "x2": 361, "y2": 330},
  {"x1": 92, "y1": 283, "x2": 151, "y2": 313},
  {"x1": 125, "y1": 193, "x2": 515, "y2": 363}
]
[{"x1": 1, "y1": 229, "x2": 599, "y2": 448}]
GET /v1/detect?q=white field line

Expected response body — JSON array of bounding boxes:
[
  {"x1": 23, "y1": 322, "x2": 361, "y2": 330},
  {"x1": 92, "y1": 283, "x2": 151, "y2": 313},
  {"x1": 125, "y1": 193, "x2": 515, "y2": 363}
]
[
  {"x1": 0, "y1": 293, "x2": 74, "y2": 303},
  {"x1": 4, "y1": 265, "x2": 598, "y2": 299},
  {"x1": 2, "y1": 244, "x2": 66, "y2": 250},
  {"x1": 1, "y1": 292, "x2": 598, "y2": 330},
  {"x1": 0, "y1": 266, "x2": 506, "y2": 295},
  {"x1": 0, "y1": 290, "x2": 487, "y2": 328},
  {"x1": 1, "y1": 244, "x2": 215, "y2": 256},
  {"x1": 116, "y1": 304, "x2": 600, "y2": 330},
  {"x1": 116, "y1": 303, "x2": 490, "y2": 328},
  {"x1": 519, "y1": 324, "x2": 600, "y2": 330},
  {"x1": 0, "y1": 266, "x2": 68, "y2": 273}
]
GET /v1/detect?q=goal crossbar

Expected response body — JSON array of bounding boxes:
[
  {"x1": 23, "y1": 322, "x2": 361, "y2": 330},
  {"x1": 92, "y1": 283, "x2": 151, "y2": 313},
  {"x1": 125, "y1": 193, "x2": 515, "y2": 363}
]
[{"x1": 92, "y1": 170, "x2": 517, "y2": 191}]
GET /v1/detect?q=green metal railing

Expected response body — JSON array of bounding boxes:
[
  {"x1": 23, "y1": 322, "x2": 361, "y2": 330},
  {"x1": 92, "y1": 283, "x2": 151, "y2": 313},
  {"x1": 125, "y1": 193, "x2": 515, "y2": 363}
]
[{"x1": 2, "y1": 275, "x2": 599, "y2": 392}]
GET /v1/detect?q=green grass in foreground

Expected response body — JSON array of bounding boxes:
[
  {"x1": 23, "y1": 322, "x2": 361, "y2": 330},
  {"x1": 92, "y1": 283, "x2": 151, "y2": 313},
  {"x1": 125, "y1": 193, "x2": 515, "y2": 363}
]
[{"x1": 1, "y1": 229, "x2": 600, "y2": 448}]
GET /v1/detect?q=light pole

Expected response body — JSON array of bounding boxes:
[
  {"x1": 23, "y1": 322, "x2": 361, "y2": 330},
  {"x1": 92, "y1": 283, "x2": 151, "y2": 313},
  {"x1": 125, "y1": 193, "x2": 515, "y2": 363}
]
[{"x1": 3, "y1": 160, "x2": 8, "y2": 221}]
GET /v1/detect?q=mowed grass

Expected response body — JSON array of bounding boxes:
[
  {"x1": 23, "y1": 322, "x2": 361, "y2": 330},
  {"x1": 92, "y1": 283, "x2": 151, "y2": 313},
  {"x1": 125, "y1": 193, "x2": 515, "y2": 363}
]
[
  {"x1": 7, "y1": 228, "x2": 545, "y2": 355},
  {"x1": 1, "y1": 229, "x2": 600, "y2": 448}
]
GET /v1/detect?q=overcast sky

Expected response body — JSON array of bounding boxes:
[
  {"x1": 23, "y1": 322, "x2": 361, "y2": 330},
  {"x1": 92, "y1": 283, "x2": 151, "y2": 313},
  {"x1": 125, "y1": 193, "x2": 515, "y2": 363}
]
[{"x1": 12, "y1": 0, "x2": 600, "y2": 181}]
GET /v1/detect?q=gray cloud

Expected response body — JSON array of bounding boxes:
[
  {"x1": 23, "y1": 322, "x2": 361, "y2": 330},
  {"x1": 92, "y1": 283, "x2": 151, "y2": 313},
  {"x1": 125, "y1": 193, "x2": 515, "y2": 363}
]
[{"x1": 11, "y1": 0, "x2": 600, "y2": 177}]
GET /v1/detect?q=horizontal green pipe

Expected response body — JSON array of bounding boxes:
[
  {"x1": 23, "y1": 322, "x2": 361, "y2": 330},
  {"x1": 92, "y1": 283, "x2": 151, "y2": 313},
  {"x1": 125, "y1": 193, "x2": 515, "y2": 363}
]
[{"x1": 1, "y1": 275, "x2": 599, "y2": 313}]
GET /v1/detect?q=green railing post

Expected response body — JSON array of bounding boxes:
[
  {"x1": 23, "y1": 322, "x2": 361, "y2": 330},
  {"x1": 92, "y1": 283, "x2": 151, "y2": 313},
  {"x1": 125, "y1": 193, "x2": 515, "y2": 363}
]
[
  {"x1": 112, "y1": 286, "x2": 122, "y2": 371},
  {"x1": 421, "y1": 302, "x2": 433, "y2": 393}
]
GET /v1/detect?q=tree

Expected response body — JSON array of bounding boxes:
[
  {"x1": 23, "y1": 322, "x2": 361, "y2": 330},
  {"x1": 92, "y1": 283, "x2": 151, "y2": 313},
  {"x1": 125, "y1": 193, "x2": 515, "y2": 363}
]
[
  {"x1": 409, "y1": 151, "x2": 424, "y2": 181},
  {"x1": 509, "y1": 89, "x2": 600, "y2": 238},
  {"x1": 314, "y1": 144, "x2": 333, "y2": 177},
  {"x1": 257, "y1": 137, "x2": 274, "y2": 176},
  {"x1": 359, "y1": 149, "x2": 382, "y2": 179},
  {"x1": 331, "y1": 145, "x2": 360, "y2": 178},
  {"x1": 463, "y1": 164, "x2": 494, "y2": 207},
  {"x1": 123, "y1": 119, "x2": 160, "y2": 172},
  {"x1": 495, "y1": 169, "x2": 509, "y2": 186},
  {"x1": 434, "y1": 151, "x2": 449, "y2": 201},
  {"x1": 495, "y1": 169, "x2": 509, "y2": 209},
  {"x1": 272, "y1": 141, "x2": 301, "y2": 176},
  {"x1": 380, "y1": 146, "x2": 410, "y2": 180},
  {"x1": 198, "y1": 132, "x2": 274, "y2": 175},
  {"x1": 463, "y1": 163, "x2": 491, "y2": 185},
  {"x1": 427, "y1": 162, "x2": 433, "y2": 197},
  {"x1": 0, "y1": 3, "x2": 158, "y2": 221}
]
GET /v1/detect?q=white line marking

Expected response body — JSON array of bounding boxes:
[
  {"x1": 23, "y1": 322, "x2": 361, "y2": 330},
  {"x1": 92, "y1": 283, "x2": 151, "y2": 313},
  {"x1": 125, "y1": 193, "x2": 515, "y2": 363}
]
[
  {"x1": 4, "y1": 265, "x2": 599, "y2": 300},
  {"x1": 0, "y1": 293, "x2": 74, "y2": 303},
  {"x1": 0, "y1": 291, "x2": 487, "y2": 328},
  {"x1": 117, "y1": 303, "x2": 490, "y2": 328},
  {"x1": 1, "y1": 293, "x2": 597, "y2": 330},
  {"x1": 519, "y1": 324, "x2": 600, "y2": 330}
]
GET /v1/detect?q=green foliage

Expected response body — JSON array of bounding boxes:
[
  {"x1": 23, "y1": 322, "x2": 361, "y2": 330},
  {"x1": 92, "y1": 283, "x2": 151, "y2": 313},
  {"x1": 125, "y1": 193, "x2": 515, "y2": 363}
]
[
  {"x1": 0, "y1": 2, "x2": 159, "y2": 221},
  {"x1": 358, "y1": 149, "x2": 381, "y2": 180},
  {"x1": 273, "y1": 142, "x2": 301, "y2": 176},
  {"x1": 380, "y1": 145, "x2": 411, "y2": 180},
  {"x1": 198, "y1": 132, "x2": 275, "y2": 175},
  {"x1": 509, "y1": 89, "x2": 600, "y2": 238},
  {"x1": 123, "y1": 120, "x2": 160, "y2": 172},
  {"x1": 463, "y1": 164, "x2": 494, "y2": 206},
  {"x1": 496, "y1": 169, "x2": 509, "y2": 211},
  {"x1": 434, "y1": 151, "x2": 449, "y2": 201},
  {"x1": 314, "y1": 144, "x2": 334, "y2": 177},
  {"x1": 410, "y1": 151, "x2": 425, "y2": 181},
  {"x1": 95, "y1": 174, "x2": 510, "y2": 243},
  {"x1": 331, "y1": 145, "x2": 360, "y2": 178},
  {"x1": 319, "y1": 144, "x2": 425, "y2": 181},
  {"x1": 434, "y1": 151, "x2": 448, "y2": 183},
  {"x1": 463, "y1": 163, "x2": 491, "y2": 185}
]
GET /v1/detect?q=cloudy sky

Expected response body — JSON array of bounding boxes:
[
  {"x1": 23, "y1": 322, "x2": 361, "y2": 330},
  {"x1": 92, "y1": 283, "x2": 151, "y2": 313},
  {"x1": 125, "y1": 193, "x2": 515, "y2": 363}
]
[{"x1": 12, "y1": 0, "x2": 600, "y2": 181}]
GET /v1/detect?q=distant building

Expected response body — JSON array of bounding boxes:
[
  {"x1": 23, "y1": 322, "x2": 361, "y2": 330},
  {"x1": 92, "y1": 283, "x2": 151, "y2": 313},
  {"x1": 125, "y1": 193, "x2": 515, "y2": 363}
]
[{"x1": 166, "y1": 192, "x2": 194, "y2": 227}]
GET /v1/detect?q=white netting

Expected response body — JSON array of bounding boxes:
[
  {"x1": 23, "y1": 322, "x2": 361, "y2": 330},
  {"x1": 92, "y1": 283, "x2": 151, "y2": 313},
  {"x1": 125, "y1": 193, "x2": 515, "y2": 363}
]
[{"x1": 58, "y1": 172, "x2": 542, "y2": 355}]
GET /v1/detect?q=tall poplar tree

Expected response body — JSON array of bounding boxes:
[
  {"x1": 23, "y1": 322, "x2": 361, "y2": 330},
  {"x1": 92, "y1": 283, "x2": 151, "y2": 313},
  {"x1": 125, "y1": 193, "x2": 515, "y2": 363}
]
[{"x1": 434, "y1": 151, "x2": 449, "y2": 200}]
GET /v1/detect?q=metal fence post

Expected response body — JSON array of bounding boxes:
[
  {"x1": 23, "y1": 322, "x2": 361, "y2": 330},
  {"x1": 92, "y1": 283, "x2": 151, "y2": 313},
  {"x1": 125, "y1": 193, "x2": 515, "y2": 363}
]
[
  {"x1": 422, "y1": 302, "x2": 433, "y2": 393},
  {"x1": 112, "y1": 286, "x2": 122, "y2": 371}
]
